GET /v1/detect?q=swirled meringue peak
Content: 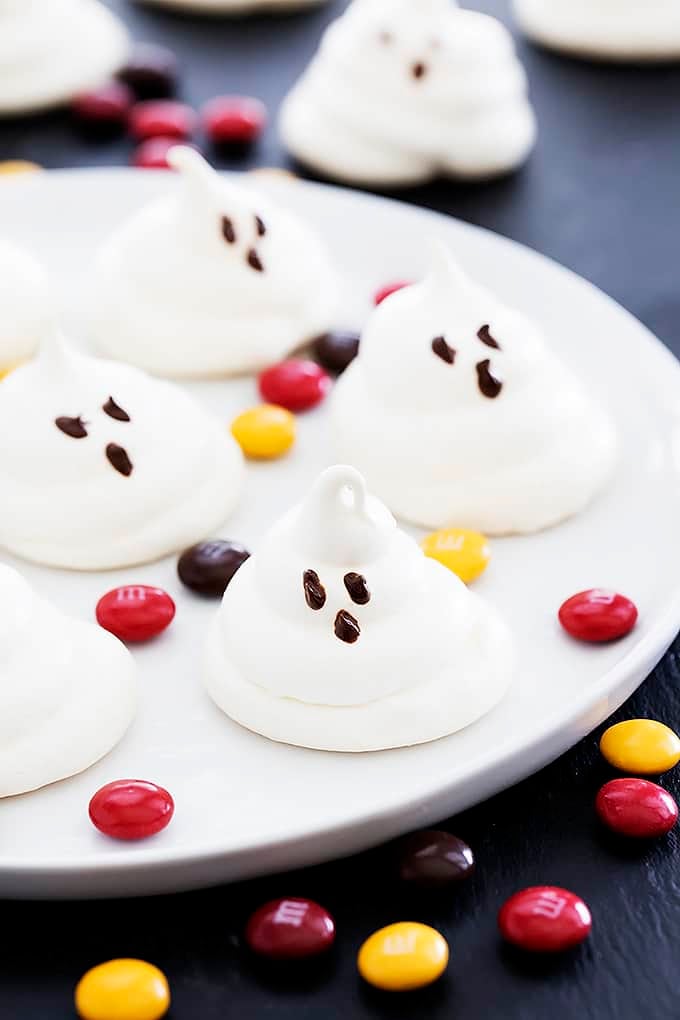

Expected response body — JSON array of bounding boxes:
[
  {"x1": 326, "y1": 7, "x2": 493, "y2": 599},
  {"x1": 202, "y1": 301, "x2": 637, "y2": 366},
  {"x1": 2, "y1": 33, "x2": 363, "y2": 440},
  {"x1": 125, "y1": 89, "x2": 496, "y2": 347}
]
[
  {"x1": 331, "y1": 243, "x2": 618, "y2": 535},
  {"x1": 205, "y1": 464, "x2": 513, "y2": 751},
  {"x1": 0, "y1": 333, "x2": 244, "y2": 569},
  {"x1": 0, "y1": 239, "x2": 55, "y2": 375},
  {"x1": 0, "y1": 0, "x2": 129, "y2": 115},
  {"x1": 513, "y1": 0, "x2": 680, "y2": 63},
  {"x1": 279, "y1": 0, "x2": 536, "y2": 186},
  {"x1": 89, "y1": 146, "x2": 339, "y2": 378},
  {"x1": 0, "y1": 563, "x2": 137, "y2": 797},
  {"x1": 140, "y1": 0, "x2": 326, "y2": 12}
]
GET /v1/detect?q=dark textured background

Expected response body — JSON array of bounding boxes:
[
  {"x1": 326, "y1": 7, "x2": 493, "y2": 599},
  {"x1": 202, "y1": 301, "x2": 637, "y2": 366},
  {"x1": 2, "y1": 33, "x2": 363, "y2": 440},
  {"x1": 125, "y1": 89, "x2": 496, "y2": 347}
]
[{"x1": 2, "y1": 1, "x2": 680, "y2": 1017}]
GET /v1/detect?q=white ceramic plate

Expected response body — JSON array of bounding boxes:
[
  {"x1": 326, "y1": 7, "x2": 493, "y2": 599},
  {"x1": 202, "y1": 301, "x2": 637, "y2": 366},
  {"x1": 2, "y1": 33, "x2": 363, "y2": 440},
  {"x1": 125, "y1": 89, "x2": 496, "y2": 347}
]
[{"x1": 1, "y1": 170, "x2": 679, "y2": 900}]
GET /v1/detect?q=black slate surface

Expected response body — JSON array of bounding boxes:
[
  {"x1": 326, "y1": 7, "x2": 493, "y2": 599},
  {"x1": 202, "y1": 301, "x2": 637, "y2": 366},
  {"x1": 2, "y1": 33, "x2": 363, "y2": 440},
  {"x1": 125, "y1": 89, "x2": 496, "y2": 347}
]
[{"x1": 2, "y1": 2, "x2": 680, "y2": 1017}]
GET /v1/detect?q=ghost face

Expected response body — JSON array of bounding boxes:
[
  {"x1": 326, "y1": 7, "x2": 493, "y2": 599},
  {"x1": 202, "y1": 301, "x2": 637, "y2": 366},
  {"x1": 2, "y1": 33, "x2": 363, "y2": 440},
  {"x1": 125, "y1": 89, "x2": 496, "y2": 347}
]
[
  {"x1": 55, "y1": 395, "x2": 133, "y2": 477},
  {"x1": 220, "y1": 210, "x2": 268, "y2": 274},
  {"x1": 302, "y1": 567, "x2": 371, "y2": 643}
]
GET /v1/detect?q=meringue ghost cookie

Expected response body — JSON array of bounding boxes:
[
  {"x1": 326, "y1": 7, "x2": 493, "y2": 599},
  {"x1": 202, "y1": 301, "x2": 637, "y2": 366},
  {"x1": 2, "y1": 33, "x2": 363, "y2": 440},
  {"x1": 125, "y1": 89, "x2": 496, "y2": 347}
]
[
  {"x1": 0, "y1": 239, "x2": 54, "y2": 375},
  {"x1": 513, "y1": 0, "x2": 680, "y2": 63},
  {"x1": 139, "y1": 0, "x2": 326, "y2": 12},
  {"x1": 331, "y1": 245, "x2": 617, "y2": 535},
  {"x1": 89, "y1": 147, "x2": 338, "y2": 379},
  {"x1": 0, "y1": 335, "x2": 244, "y2": 569},
  {"x1": 279, "y1": 0, "x2": 536, "y2": 186},
  {"x1": 0, "y1": 564, "x2": 137, "y2": 797},
  {"x1": 0, "y1": 0, "x2": 129, "y2": 115},
  {"x1": 205, "y1": 465, "x2": 513, "y2": 752}
]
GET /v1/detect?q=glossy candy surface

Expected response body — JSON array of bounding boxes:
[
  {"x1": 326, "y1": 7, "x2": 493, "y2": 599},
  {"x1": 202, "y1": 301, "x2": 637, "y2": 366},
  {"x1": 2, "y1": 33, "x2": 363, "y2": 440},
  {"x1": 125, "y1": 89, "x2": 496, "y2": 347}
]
[
  {"x1": 245, "y1": 898, "x2": 335, "y2": 959},
  {"x1": 72, "y1": 83, "x2": 133, "y2": 130},
  {"x1": 231, "y1": 405, "x2": 296, "y2": 459},
  {"x1": 596, "y1": 778, "x2": 678, "y2": 838},
  {"x1": 89, "y1": 780, "x2": 174, "y2": 842},
  {"x1": 312, "y1": 331, "x2": 360, "y2": 375},
  {"x1": 131, "y1": 137, "x2": 183, "y2": 170},
  {"x1": 75, "y1": 958, "x2": 170, "y2": 1020},
  {"x1": 374, "y1": 281, "x2": 412, "y2": 305},
  {"x1": 202, "y1": 95, "x2": 267, "y2": 145},
  {"x1": 600, "y1": 719, "x2": 680, "y2": 774},
  {"x1": 559, "y1": 589, "x2": 638, "y2": 642},
  {"x1": 258, "y1": 360, "x2": 331, "y2": 412},
  {"x1": 398, "y1": 830, "x2": 474, "y2": 888},
  {"x1": 498, "y1": 886, "x2": 592, "y2": 953},
  {"x1": 178, "y1": 540, "x2": 250, "y2": 596},
  {"x1": 96, "y1": 585, "x2": 175, "y2": 642},
  {"x1": 357, "y1": 922, "x2": 449, "y2": 991},
  {"x1": 421, "y1": 528, "x2": 490, "y2": 584},
  {"x1": 129, "y1": 100, "x2": 196, "y2": 141}
]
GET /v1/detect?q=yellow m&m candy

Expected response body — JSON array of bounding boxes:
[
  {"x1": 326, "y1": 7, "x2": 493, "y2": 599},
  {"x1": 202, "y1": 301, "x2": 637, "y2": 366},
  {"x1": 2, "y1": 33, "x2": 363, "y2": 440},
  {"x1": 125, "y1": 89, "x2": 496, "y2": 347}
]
[
  {"x1": 0, "y1": 160, "x2": 42, "y2": 176},
  {"x1": 421, "y1": 528, "x2": 490, "y2": 584},
  {"x1": 75, "y1": 958, "x2": 170, "y2": 1020},
  {"x1": 357, "y1": 922, "x2": 449, "y2": 991},
  {"x1": 0, "y1": 363, "x2": 19, "y2": 381},
  {"x1": 231, "y1": 404, "x2": 296, "y2": 460},
  {"x1": 600, "y1": 719, "x2": 680, "y2": 775}
]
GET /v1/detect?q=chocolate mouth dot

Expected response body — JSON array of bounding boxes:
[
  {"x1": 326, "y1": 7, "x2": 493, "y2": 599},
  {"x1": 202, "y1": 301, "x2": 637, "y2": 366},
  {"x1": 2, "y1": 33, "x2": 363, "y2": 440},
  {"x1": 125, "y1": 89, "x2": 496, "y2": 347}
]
[
  {"x1": 106, "y1": 443, "x2": 133, "y2": 477},
  {"x1": 477, "y1": 324, "x2": 501, "y2": 350},
  {"x1": 247, "y1": 248, "x2": 264, "y2": 273},
  {"x1": 344, "y1": 572, "x2": 371, "y2": 605},
  {"x1": 431, "y1": 336, "x2": 456, "y2": 365},
  {"x1": 303, "y1": 569, "x2": 326, "y2": 611},
  {"x1": 335, "y1": 609, "x2": 361, "y2": 644},
  {"x1": 55, "y1": 415, "x2": 88, "y2": 438},
  {"x1": 102, "y1": 396, "x2": 130, "y2": 422},
  {"x1": 221, "y1": 216, "x2": 236, "y2": 244},
  {"x1": 255, "y1": 215, "x2": 266, "y2": 238},
  {"x1": 476, "y1": 359, "x2": 503, "y2": 399},
  {"x1": 412, "y1": 62, "x2": 427, "y2": 80}
]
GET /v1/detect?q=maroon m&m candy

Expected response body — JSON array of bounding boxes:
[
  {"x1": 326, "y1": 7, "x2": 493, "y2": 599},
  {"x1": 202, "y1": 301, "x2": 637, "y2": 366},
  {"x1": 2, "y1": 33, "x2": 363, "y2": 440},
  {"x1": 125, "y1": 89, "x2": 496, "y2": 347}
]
[
  {"x1": 558, "y1": 589, "x2": 638, "y2": 643},
  {"x1": 177, "y1": 540, "x2": 250, "y2": 597},
  {"x1": 258, "y1": 360, "x2": 331, "y2": 412},
  {"x1": 71, "y1": 82, "x2": 133, "y2": 131},
  {"x1": 312, "y1": 331, "x2": 360, "y2": 375},
  {"x1": 245, "y1": 898, "x2": 336, "y2": 960},
  {"x1": 498, "y1": 886, "x2": 592, "y2": 953},
  {"x1": 202, "y1": 95, "x2": 267, "y2": 145},
  {"x1": 374, "y1": 281, "x2": 412, "y2": 306},
  {"x1": 398, "y1": 830, "x2": 474, "y2": 889},
  {"x1": 129, "y1": 100, "x2": 196, "y2": 141},
  {"x1": 118, "y1": 43, "x2": 178, "y2": 99},
  {"x1": 596, "y1": 778, "x2": 678, "y2": 838},
  {"x1": 89, "y1": 780, "x2": 174, "y2": 841},
  {"x1": 96, "y1": 585, "x2": 175, "y2": 642}
]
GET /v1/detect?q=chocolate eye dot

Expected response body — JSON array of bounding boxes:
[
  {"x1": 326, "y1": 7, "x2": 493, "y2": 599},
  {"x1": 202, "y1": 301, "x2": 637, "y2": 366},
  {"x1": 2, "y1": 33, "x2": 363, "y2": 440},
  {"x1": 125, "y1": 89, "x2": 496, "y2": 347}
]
[
  {"x1": 412, "y1": 62, "x2": 427, "y2": 80},
  {"x1": 303, "y1": 569, "x2": 326, "y2": 611},
  {"x1": 55, "y1": 415, "x2": 88, "y2": 439},
  {"x1": 477, "y1": 324, "x2": 501, "y2": 350},
  {"x1": 221, "y1": 216, "x2": 236, "y2": 244},
  {"x1": 102, "y1": 397, "x2": 130, "y2": 422},
  {"x1": 344, "y1": 572, "x2": 371, "y2": 605},
  {"x1": 255, "y1": 215, "x2": 266, "y2": 238},
  {"x1": 432, "y1": 336, "x2": 456, "y2": 364}
]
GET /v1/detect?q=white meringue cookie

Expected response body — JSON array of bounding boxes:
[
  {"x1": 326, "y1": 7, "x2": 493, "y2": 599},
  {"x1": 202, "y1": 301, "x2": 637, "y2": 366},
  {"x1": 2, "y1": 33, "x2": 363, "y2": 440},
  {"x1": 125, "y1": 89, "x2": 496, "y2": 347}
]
[
  {"x1": 513, "y1": 0, "x2": 680, "y2": 63},
  {"x1": 0, "y1": 334, "x2": 244, "y2": 569},
  {"x1": 205, "y1": 465, "x2": 513, "y2": 751},
  {"x1": 0, "y1": 239, "x2": 54, "y2": 375},
  {"x1": 88, "y1": 147, "x2": 339, "y2": 379},
  {"x1": 331, "y1": 245, "x2": 617, "y2": 535},
  {"x1": 280, "y1": 0, "x2": 536, "y2": 186},
  {"x1": 0, "y1": 0, "x2": 129, "y2": 115},
  {"x1": 139, "y1": 0, "x2": 326, "y2": 12},
  {"x1": 0, "y1": 564, "x2": 137, "y2": 797}
]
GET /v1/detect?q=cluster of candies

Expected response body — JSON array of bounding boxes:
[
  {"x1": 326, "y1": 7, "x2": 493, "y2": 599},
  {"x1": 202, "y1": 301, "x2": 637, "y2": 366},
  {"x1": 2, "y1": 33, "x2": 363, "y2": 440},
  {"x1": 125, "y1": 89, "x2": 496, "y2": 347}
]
[
  {"x1": 73, "y1": 714, "x2": 680, "y2": 1020},
  {"x1": 68, "y1": 42, "x2": 267, "y2": 169}
]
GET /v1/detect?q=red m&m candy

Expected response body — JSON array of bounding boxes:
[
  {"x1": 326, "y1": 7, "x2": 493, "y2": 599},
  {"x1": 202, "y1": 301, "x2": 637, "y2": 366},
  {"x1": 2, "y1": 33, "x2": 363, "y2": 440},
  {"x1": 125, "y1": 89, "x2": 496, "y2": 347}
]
[
  {"x1": 89, "y1": 780, "x2": 174, "y2": 841},
  {"x1": 245, "y1": 898, "x2": 336, "y2": 960},
  {"x1": 131, "y1": 137, "x2": 185, "y2": 170},
  {"x1": 71, "y1": 82, "x2": 133, "y2": 131},
  {"x1": 258, "y1": 360, "x2": 331, "y2": 412},
  {"x1": 96, "y1": 585, "x2": 175, "y2": 642},
  {"x1": 202, "y1": 95, "x2": 267, "y2": 145},
  {"x1": 129, "y1": 100, "x2": 196, "y2": 141},
  {"x1": 374, "y1": 281, "x2": 412, "y2": 305},
  {"x1": 558, "y1": 589, "x2": 638, "y2": 642},
  {"x1": 498, "y1": 886, "x2": 592, "y2": 953},
  {"x1": 596, "y1": 778, "x2": 678, "y2": 838}
]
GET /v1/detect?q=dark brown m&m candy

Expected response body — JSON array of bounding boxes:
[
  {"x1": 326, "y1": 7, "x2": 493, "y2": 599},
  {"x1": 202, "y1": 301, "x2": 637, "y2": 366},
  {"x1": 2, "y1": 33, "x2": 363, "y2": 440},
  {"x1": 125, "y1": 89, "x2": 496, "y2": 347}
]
[
  {"x1": 312, "y1": 331, "x2": 360, "y2": 375},
  {"x1": 398, "y1": 830, "x2": 474, "y2": 889},
  {"x1": 245, "y1": 898, "x2": 335, "y2": 960},
  {"x1": 118, "y1": 43, "x2": 178, "y2": 99},
  {"x1": 177, "y1": 540, "x2": 250, "y2": 597}
]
